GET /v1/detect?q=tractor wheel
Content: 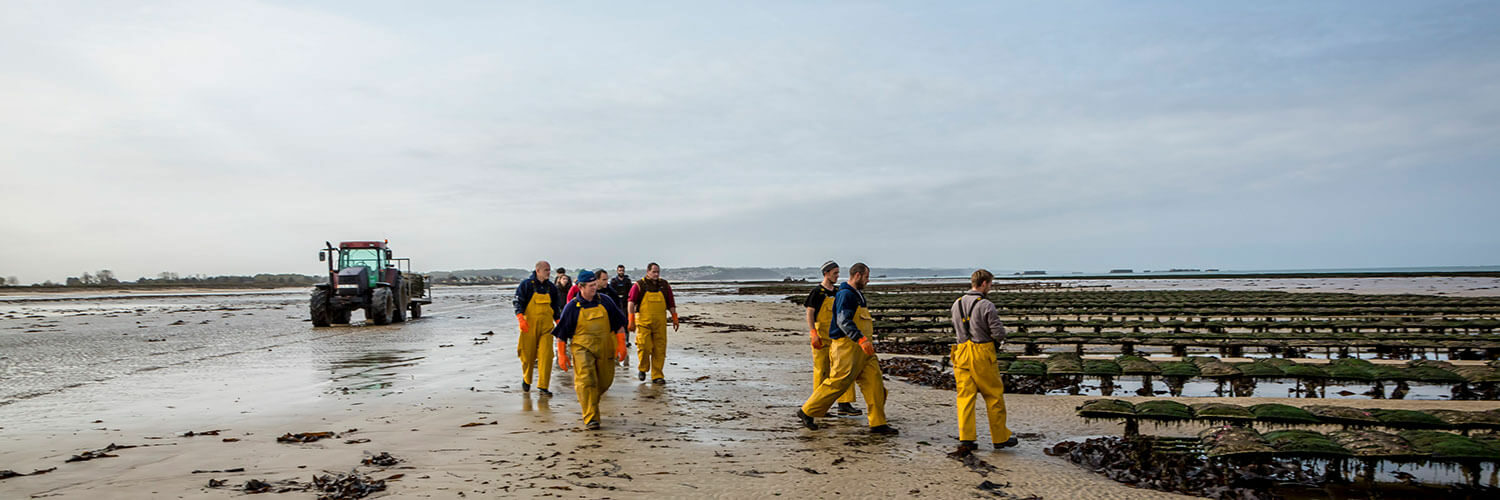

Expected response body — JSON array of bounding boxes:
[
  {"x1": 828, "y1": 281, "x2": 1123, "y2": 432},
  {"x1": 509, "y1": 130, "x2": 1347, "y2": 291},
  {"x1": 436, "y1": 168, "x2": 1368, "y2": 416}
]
[
  {"x1": 393, "y1": 292, "x2": 408, "y2": 323},
  {"x1": 310, "y1": 288, "x2": 332, "y2": 327},
  {"x1": 370, "y1": 288, "x2": 393, "y2": 325},
  {"x1": 331, "y1": 308, "x2": 352, "y2": 324},
  {"x1": 409, "y1": 303, "x2": 422, "y2": 319}
]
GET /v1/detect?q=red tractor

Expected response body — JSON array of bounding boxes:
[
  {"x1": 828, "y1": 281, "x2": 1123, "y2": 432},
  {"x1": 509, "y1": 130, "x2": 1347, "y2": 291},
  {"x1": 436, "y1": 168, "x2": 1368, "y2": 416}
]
[{"x1": 310, "y1": 240, "x2": 430, "y2": 326}]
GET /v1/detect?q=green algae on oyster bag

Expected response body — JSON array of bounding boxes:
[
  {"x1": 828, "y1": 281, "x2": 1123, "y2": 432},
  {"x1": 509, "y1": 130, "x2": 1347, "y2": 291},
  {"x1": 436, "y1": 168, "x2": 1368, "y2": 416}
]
[
  {"x1": 1398, "y1": 430, "x2": 1500, "y2": 460},
  {"x1": 1005, "y1": 359, "x2": 1045, "y2": 376},
  {"x1": 1306, "y1": 405, "x2": 1378, "y2": 426},
  {"x1": 1449, "y1": 364, "x2": 1500, "y2": 383},
  {"x1": 1199, "y1": 425, "x2": 1274, "y2": 457},
  {"x1": 1327, "y1": 358, "x2": 1377, "y2": 381},
  {"x1": 1134, "y1": 400, "x2": 1193, "y2": 420},
  {"x1": 1263, "y1": 430, "x2": 1352, "y2": 457},
  {"x1": 1083, "y1": 359, "x2": 1122, "y2": 377},
  {"x1": 995, "y1": 359, "x2": 1013, "y2": 373},
  {"x1": 1250, "y1": 403, "x2": 1322, "y2": 425},
  {"x1": 1399, "y1": 364, "x2": 1465, "y2": 383},
  {"x1": 1157, "y1": 361, "x2": 1200, "y2": 378},
  {"x1": 1077, "y1": 399, "x2": 1135, "y2": 418},
  {"x1": 1044, "y1": 353, "x2": 1084, "y2": 375},
  {"x1": 1191, "y1": 403, "x2": 1255, "y2": 422},
  {"x1": 1282, "y1": 364, "x2": 1330, "y2": 379},
  {"x1": 1234, "y1": 360, "x2": 1284, "y2": 378},
  {"x1": 1427, "y1": 409, "x2": 1500, "y2": 430},
  {"x1": 1328, "y1": 429, "x2": 1424, "y2": 458},
  {"x1": 1371, "y1": 409, "x2": 1448, "y2": 429},
  {"x1": 1115, "y1": 355, "x2": 1160, "y2": 375}
]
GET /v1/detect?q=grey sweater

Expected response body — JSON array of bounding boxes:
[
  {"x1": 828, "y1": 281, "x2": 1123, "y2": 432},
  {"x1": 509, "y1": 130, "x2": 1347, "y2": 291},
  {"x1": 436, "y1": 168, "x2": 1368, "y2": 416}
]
[{"x1": 951, "y1": 291, "x2": 1006, "y2": 344}]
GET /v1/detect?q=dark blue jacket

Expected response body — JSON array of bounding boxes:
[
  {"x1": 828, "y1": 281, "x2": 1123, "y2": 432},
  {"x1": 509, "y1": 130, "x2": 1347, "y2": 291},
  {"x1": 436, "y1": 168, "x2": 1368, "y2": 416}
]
[
  {"x1": 552, "y1": 293, "x2": 627, "y2": 342},
  {"x1": 513, "y1": 272, "x2": 562, "y2": 319},
  {"x1": 830, "y1": 282, "x2": 868, "y2": 341}
]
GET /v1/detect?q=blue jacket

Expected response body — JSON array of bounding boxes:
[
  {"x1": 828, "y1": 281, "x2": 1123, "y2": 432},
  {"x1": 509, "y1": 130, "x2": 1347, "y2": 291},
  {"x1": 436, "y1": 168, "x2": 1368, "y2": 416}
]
[
  {"x1": 552, "y1": 293, "x2": 627, "y2": 343},
  {"x1": 512, "y1": 272, "x2": 562, "y2": 319},
  {"x1": 829, "y1": 282, "x2": 868, "y2": 341}
]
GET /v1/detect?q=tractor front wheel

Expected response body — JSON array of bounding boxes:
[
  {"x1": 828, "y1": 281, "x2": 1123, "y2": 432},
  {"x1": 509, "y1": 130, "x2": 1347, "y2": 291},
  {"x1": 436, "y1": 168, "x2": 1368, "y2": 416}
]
[
  {"x1": 370, "y1": 288, "x2": 394, "y2": 325},
  {"x1": 409, "y1": 303, "x2": 422, "y2": 319},
  {"x1": 310, "y1": 288, "x2": 332, "y2": 327}
]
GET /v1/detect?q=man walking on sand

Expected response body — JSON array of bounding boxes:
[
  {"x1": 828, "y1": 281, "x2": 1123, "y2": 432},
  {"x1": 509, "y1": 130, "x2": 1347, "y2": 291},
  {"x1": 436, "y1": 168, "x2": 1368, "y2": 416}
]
[
  {"x1": 553, "y1": 270, "x2": 629, "y2": 430},
  {"x1": 797, "y1": 263, "x2": 898, "y2": 435},
  {"x1": 628, "y1": 263, "x2": 678, "y2": 384},
  {"x1": 805, "y1": 261, "x2": 860, "y2": 416},
  {"x1": 951, "y1": 269, "x2": 1017, "y2": 453},
  {"x1": 513, "y1": 261, "x2": 563, "y2": 395}
]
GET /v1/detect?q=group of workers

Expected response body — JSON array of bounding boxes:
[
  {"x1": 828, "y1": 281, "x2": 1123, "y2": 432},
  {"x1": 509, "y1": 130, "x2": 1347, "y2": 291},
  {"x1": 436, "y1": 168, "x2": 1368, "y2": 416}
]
[
  {"x1": 512, "y1": 261, "x2": 678, "y2": 430},
  {"x1": 509, "y1": 259, "x2": 1018, "y2": 451}
]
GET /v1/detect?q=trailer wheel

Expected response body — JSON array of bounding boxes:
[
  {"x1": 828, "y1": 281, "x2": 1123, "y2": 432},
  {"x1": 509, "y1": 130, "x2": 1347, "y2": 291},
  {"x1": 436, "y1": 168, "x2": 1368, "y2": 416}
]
[{"x1": 310, "y1": 288, "x2": 332, "y2": 327}]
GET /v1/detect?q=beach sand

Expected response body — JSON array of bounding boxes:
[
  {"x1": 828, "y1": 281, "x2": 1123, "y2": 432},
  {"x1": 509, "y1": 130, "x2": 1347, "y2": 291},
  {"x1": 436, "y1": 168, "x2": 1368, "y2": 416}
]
[{"x1": 2, "y1": 287, "x2": 1497, "y2": 499}]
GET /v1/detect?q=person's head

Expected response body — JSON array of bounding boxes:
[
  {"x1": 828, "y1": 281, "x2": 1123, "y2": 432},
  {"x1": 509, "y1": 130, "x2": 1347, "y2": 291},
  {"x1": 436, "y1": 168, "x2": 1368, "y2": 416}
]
[
  {"x1": 970, "y1": 269, "x2": 995, "y2": 294},
  {"x1": 556, "y1": 267, "x2": 567, "y2": 276},
  {"x1": 646, "y1": 262, "x2": 661, "y2": 279},
  {"x1": 820, "y1": 261, "x2": 840, "y2": 285},
  {"x1": 576, "y1": 270, "x2": 598, "y2": 298},
  {"x1": 617, "y1": 265, "x2": 626, "y2": 277},
  {"x1": 594, "y1": 269, "x2": 608, "y2": 286},
  {"x1": 535, "y1": 260, "x2": 551, "y2": 279},
  {"x1": 848, "y1": 262, "x2": 870, "y2": 289}
]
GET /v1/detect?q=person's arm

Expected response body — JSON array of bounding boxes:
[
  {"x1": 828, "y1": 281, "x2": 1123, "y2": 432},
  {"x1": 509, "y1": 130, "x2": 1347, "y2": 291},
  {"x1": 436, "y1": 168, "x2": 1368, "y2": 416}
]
[
  {"x1": 663, "y1": 282, "x2": 678, "y2": 331},
  {"x1": 549, "y1": 284, "x2": 563, "y2": 319},
  {"x1": 602, "y1": 295, "x2": 628, "y2": 333},
  {"x1": 802, "y1": 289, "x2": 822, "y2": 331},
  {"x1": 553, "y1": 301, "x2": 579, "y2": 343},
  {"x1": 627, "y1": 283, "x2": 641, "y2": 314},
  {"x1": 567, "y1": 285, "x2": 578, "y2": 302},
  {"x1": 981, "y1": 300, "x2": 1006, "y2": 342},
  {"x1": 834, "y1": 289, "x2": 862, "y2": 342},
  {"x1": 513, "y1": 280, "x2": 530, "y2": 315}
]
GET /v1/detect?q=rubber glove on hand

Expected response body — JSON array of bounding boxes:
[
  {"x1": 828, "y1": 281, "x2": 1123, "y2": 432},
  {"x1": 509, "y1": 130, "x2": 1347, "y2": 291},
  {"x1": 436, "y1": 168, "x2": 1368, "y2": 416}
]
[
  {"x1": 556, "y1": 340, "x2": 571, "y2": 371},
  {"x1": 857, "y1": 336, "x2": 876, "y2": 356},
  {"x1": 671, "y1": 311, "x2": 679, "y2": 332},
  {"x1": 627, "y1": 314, "x2": 636, "y2": 332},
  {"x1": 615, "y1": 331, "x2": 628, "y2": 362},
  {"x1": 809, "y1": 329, "x2": 824, "y2": 349},
  {"x1": 516, "y1": 313, "x2": 528, "y2": 334}
]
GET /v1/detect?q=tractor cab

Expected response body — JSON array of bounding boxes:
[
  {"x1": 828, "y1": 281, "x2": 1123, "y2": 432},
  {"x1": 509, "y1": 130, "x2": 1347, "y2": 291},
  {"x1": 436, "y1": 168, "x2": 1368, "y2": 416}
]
[{"x1": 333, "y1": 241, "x2": 390, "y2": 288}]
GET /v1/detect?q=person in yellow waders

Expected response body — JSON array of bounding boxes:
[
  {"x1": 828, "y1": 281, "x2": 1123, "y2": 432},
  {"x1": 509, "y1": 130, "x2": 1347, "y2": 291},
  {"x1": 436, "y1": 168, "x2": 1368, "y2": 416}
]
[
  {"x1": 805, "y1": 261, "x2": 860, "y2": 416},
  {"x1": 552, "y1": 270, "x2": 628, "y2": 430},
  {"x1": 627, "y1": 262, "x2": 678, "y2": 384},
  {"x1": 950, "y1": 269, "x2": 1017, "y2": 453},
  {"x1": 797, "y1": 262, "x2": 898, "y2": 435},
  {"x1": 513, "y1": 261, "x2": 562, "y2": 396}
]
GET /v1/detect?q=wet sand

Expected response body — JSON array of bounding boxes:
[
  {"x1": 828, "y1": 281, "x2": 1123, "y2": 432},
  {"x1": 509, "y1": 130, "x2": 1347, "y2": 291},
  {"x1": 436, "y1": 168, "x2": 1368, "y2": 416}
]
[{"x1": 2, "y1": 286, "x2": 1496, "y2": 499}]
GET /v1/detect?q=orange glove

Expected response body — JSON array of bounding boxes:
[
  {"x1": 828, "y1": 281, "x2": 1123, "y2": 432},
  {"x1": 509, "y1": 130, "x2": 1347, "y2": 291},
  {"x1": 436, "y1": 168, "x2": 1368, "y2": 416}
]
[
  {"x1": 857, "y1": 336, "x2": 875, "y2": 356},
  {"x1": 671, "y1": 311, "x2": 679, "y2": 331},
  {"x1": 556, "y1": 340, "x2": 571, "y2": 371},
  {"x1": 615, "y1": 332, "x2": 628, "y2": 361},
  {"x1": 628, "y1": 314, "x2": 636, "y2": 332},
  {"x1": 516, "y1": 313, "x2": 528, "y2": 334},
  {"x1": 809, "y1": 328, "x2": 824, "y2": 349}
]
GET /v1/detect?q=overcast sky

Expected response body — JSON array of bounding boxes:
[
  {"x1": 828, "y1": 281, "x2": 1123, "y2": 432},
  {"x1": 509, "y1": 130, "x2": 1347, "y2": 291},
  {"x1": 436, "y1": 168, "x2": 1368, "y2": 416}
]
[{"x1": 3, "y1": 1, "x2": 1498, "y2": 283}]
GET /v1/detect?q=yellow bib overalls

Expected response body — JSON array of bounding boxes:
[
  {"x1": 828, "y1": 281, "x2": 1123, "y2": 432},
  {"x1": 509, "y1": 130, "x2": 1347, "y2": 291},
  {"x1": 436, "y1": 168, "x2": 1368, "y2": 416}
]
[
  {"x1": 952, "y1": 297, "x2": 1011, "y2": 444},
  {"x1": 518, "y1": 287, "x2": 555, "y2": 390},
  {"x1": 636, "y1": 288, "x2": 669, "y2": 380},
  {"x1": 570, "y1": 303, "x2": 617, "y2": 426}
]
